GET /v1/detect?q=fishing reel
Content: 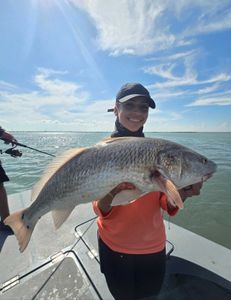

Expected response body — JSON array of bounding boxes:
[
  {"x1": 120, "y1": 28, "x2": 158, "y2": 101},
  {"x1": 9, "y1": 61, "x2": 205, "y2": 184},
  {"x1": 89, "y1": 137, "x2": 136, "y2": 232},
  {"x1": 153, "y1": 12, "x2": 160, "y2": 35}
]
[
  {"x1": 1, "y1": 137, "x2": 54, "y2": 157},
  {"x1": 4, "y1": 145, "x2": 22, "y2": 158}
]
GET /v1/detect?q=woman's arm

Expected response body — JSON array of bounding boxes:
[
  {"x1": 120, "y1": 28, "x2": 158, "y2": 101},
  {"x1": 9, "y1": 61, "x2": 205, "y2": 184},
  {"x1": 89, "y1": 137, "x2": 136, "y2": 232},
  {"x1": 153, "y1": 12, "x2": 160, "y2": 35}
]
[{"x1": 97, "y1": 191, "x2": 115, "y2": 214}]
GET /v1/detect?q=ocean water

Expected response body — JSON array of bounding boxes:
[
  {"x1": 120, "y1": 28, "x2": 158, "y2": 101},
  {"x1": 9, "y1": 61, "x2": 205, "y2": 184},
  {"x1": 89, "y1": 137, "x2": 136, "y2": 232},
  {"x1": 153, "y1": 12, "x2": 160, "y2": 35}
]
[{"x1": 1, "y1": 131, "x2": 230, "y2": 249}]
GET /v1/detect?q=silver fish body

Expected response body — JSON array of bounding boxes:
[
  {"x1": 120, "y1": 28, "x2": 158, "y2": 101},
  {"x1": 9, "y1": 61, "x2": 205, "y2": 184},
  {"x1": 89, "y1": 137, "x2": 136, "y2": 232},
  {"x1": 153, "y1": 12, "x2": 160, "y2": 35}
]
[
  {"x1": 26, "y1": 137, "x2": 216, "y2": 225},
  {"x1": 5, "y1": 137, "x2": 217, "y2": 252}
]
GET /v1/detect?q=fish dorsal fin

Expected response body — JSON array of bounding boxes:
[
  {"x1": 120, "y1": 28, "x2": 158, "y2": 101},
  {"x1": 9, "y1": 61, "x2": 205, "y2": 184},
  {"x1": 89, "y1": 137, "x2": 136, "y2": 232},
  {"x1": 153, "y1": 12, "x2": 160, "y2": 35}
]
[
  {"x1": 52, "y1": 206, "x2": 75, "y2": 229},
  {"x1": 97, "y1": 136, "x2": 135, "y2": 146},
  {"x1": 32, "y1": 148, "x2": 87, "y2": 202}
]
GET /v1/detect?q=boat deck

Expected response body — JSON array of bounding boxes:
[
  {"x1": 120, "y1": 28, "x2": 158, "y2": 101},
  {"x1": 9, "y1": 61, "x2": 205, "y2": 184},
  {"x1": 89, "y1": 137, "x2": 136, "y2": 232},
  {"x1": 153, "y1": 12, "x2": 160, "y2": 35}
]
[{"x1": 0, "y1": 190, "x2": 231, "y2": 299}]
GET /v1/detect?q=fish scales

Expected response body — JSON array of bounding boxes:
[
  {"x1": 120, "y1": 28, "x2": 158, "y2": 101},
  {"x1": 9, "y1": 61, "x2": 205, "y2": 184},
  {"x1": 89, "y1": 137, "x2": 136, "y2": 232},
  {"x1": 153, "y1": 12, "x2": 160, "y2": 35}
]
[
  {"x1": 4, "y1": 137, "x2": 217, "y2": 252},
  {"x1": 14, "y1": 137, "x2": 216, "y2": 222},
  {"x1": 21, "y1": 139, "x2": 158, "y2": 226}
]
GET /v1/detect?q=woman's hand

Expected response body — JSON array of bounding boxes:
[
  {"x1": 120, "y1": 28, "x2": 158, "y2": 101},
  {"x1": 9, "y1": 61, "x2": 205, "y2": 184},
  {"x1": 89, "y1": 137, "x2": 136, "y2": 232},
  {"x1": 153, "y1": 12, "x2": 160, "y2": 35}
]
[{"x1": 1, "y1": 132, "x2": 17, "y2": 145}]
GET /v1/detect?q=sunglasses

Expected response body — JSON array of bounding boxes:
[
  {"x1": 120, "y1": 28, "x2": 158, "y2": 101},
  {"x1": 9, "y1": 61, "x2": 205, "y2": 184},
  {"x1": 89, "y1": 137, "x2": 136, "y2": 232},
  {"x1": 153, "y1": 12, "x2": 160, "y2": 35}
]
[{"x1": 119, "y1": 102, "x2": 149, "y2": 113}]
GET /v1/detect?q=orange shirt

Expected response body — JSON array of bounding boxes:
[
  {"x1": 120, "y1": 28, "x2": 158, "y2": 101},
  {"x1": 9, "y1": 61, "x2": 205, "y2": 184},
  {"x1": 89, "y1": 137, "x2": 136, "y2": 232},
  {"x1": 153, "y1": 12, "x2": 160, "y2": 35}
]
[{"x1": 93, "y1": 192, "x2": 178, "y2": 254}]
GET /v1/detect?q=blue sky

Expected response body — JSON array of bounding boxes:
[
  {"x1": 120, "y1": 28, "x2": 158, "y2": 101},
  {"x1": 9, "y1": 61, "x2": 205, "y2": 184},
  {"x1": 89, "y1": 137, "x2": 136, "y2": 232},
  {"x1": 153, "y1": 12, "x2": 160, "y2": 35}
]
[{"x1": 0, "y1": 0, "x2": 231, "y2": 132}]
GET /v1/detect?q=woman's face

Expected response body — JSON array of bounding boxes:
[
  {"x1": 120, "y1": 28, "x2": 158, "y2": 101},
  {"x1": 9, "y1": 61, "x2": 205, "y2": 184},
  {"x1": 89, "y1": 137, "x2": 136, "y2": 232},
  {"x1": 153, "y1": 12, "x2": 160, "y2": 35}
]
[{"x1": 115, "y1": 97, "x2": 149, "y2": 132}]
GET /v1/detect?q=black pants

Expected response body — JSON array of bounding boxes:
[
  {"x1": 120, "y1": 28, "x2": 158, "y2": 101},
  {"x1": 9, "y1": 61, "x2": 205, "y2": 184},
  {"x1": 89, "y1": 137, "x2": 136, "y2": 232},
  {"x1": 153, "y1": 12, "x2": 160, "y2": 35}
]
[{"x1": 98, "y1": 237, "x2": 166, "y2": 300}]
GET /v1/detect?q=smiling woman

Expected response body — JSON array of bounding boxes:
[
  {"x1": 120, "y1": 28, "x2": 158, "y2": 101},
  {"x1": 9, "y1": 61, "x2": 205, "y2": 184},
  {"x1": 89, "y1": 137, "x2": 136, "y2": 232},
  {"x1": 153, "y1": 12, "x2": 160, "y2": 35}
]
[
  {"x1": 91, "y1": 82, "x2": 215, "y2": 299},
  {"x1": 111, "y1": 83, "x2": 155, "y2": 133},
  {"x1": 115, "y1": 98, "x2": 149, "y2": 132}
]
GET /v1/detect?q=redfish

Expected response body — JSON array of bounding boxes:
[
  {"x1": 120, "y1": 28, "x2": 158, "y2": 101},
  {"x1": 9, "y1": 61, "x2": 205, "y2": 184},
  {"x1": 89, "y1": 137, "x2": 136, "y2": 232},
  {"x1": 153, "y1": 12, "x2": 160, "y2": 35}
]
[{"x1": 4, "y1": 137, "x2": 216, "y2": 252}]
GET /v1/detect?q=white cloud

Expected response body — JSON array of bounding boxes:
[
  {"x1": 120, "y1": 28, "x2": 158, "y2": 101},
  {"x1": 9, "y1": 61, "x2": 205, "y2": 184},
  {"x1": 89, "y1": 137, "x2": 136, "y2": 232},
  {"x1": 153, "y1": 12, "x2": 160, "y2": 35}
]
[
  {"x1": 34, "y1": 68, "x2": 83, "y2": 98},
  {"x1": 70, "y1": 0, "x2": 175, "y2": 55},
  {"x1": 146, "y1": 50, "x2": 197, "y2": 62},
  {"x1": 70, "y1": 0, "x2": 231, "y2": 55},
  {"x1": 144, "y1": 49, "x2": 231, "y2": 90},
  {"x1": 144, "y1": 49, "x2": 231, "y2": 109},
  {"x1": 187, "y1": 95, "x2": 231, "y2": 106},
  {"x1": 181, "y1": 4, "x2": 231, "y2": 37},
  {"x1": 0, "y1": 68, "x2": 116, "y2": 131},
  {"x1": 152, "y1": 72, "x2": 231, "y2": 89},
  {"x1": 0, "y1": 81, "x2": 17, "y2": 90},
  {"x1": 196, "y1": 83, "x2": 221, "y2": 95}
]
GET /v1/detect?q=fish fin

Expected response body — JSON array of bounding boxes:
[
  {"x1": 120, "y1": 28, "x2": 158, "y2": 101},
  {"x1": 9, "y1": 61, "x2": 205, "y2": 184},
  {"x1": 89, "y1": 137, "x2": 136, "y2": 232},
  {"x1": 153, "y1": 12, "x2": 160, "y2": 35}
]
[
  {"x1": 111, "y1": 189, "x2": 142, "y2": 206},
  {"x1": 52, "y1": 207, "x2": 75, "y2": 229},
  {"x1": 4, "y1": 209, "x2": 34, "y2": 252},
  {"x1": 96, "y1": 137, "x2": 119, "y2": 146},
  {"x1": 155, "y1": 176, "x2": 184, "y2": 209},
  {"x1": 32, "y1": 147, "x2": 87, "y2": 202},
  {"x1": 97, "y1": 136, "x2": 136, "y2": 146}
]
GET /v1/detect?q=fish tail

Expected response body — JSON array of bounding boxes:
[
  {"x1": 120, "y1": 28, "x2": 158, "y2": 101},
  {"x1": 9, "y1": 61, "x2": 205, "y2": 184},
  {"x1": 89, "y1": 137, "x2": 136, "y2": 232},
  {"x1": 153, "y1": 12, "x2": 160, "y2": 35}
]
[{"x1": 4, "y1": 209, "x2": 34, "y2": 252}]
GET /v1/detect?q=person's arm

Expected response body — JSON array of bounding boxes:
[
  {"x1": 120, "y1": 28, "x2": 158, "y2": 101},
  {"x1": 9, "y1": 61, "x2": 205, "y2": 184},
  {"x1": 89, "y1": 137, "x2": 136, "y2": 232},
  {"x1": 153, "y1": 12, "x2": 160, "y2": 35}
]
[
  {"x1": 160, "y1": 193, "x2": 179, "y2": 216},
  {"x1": 0, "y1": 127, "x2": 17, "y2": 144},
  {"x1": 0, "y1": 126, "x2": 5, "y2": 137},
  {"x1": 97, "y1": 191, "x2": 115, "y2": 215}
]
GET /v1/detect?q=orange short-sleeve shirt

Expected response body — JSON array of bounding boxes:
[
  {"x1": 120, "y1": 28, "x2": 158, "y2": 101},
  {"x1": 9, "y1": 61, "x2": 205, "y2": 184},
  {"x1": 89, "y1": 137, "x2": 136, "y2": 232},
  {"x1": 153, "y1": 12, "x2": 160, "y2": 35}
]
[{"x1": 93, "y1": 192, "x2": 178, "y2": 254}]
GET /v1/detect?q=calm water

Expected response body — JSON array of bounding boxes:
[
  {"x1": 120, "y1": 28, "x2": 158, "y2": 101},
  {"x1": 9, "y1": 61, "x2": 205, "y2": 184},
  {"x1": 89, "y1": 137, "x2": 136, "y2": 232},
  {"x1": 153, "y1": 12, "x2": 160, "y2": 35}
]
[{"x1": 1, "y1": 132, "x2": 230, "y2": 249}]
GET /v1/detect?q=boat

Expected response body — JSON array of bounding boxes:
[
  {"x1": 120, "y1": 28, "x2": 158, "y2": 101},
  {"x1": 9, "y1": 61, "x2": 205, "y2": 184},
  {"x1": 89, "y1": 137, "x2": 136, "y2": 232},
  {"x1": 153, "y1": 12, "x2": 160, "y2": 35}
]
[{"x1": 0, "y1": 189, "x2": 231, "y2": 299}]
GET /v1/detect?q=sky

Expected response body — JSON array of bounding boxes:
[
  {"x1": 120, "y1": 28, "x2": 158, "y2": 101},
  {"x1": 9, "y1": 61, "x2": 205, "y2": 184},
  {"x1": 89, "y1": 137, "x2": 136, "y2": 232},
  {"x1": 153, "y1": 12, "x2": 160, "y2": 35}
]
[{"x1": 0, "y1": 0, "x2": 231, "y2": 132}]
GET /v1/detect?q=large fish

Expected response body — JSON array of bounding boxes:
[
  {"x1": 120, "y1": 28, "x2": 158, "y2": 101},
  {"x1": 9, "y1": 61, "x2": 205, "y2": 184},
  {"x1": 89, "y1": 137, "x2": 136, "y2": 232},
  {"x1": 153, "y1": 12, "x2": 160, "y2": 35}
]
[{"x1": 4, "y1": 137, "x2": 216, "y2": 252}]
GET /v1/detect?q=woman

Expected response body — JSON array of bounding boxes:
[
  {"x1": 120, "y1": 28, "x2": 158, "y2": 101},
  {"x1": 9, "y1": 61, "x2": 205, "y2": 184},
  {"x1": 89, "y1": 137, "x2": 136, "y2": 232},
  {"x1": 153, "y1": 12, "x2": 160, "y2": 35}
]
[{"x1": 93, "y1": 83, "x2": 202, "y2": 300}]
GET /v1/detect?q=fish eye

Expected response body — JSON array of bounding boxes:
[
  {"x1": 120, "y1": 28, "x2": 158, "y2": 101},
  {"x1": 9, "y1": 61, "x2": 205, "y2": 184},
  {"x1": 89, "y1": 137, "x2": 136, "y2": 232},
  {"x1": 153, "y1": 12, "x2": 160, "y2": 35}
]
[{"x1": 202, "y1": 158, "x2": 207, "y2": 164}]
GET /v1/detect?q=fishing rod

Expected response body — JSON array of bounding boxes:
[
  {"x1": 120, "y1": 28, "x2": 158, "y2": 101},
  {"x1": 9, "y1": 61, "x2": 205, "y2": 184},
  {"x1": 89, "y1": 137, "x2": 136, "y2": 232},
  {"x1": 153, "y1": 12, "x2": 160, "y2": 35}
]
[{"x1": 0, "y1": 137, "x2": 56, "y2": 157}]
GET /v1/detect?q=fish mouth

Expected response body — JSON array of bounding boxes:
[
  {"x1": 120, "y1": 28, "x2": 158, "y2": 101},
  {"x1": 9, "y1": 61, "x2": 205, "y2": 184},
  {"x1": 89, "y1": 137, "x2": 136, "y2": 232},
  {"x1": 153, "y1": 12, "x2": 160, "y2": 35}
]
[{"x1": 202, "y1": 173, "x2": 213, "y2": 182}]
